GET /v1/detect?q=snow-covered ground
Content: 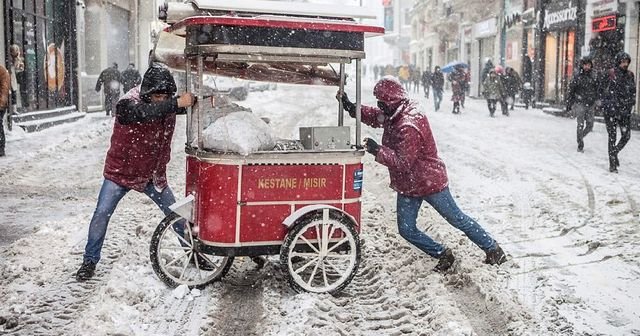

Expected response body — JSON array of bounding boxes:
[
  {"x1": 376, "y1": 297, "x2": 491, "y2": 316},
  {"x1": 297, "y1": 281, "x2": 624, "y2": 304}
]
[{"x1": 1, "y1": 81, "x2": 639, "y2": 335}]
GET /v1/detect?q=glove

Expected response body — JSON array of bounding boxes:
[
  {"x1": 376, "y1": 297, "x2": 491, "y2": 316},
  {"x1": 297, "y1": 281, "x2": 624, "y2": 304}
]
[
  {"x1": 337, "y1": 92, "x2": 356, "y2": 118},
  {"x1": 364, "y1": 137, "x2": 380, "y2": 156}
]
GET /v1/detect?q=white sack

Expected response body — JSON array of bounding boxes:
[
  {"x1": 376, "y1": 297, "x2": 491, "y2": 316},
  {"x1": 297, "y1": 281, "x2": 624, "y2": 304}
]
[{"x1": 201, "y1": 112, "x2": 275, "y2": 155}]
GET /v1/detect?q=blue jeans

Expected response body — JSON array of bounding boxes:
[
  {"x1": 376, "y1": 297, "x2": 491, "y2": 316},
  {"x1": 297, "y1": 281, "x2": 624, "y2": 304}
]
[
  {"x1": 396, "y1": 187, "x2": 496, "y2": 258},
  {"x1": 83, "y1": 179, "x2": 178, "y2": 263},
  {"x1": 433, "y1": 89, "x2": 443, "y2": 111}
]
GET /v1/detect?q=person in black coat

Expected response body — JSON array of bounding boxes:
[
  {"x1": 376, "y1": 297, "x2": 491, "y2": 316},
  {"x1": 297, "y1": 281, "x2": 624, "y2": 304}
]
[
  {"x1": 431, "y1": 66, "x2": 444, "y2": 111},
  {"x1": 121, "y1": 63, "x2": 142, "y2": 93},
  {"x1": 601, "y1": 52, "x2": 636, "y2": 173},
  {"x1": 503, "y1": 67, "x2": 522, "y2": 110},
  {"x1": 566, "y1": 56, "x2": 599, "y2": 152},
  {"x1": 96, "y1": 63, "x2": 123, "y2": 116},
  {"x1": 421, "y1": 69, "x2": 431, "y2": 98}
]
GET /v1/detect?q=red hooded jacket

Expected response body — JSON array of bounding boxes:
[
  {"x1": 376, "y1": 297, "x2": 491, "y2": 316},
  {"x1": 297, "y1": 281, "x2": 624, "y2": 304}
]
[
  {"x1": 361, "y1": 77, "x2": 448, "y2": 197},
  {"x1": 103, "y1": 86, "x2": 177, "y2": 192}
]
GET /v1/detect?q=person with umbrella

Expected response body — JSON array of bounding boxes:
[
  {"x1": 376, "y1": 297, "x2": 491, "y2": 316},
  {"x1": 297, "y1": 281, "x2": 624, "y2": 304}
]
[{"x1": 447, "y1": 64, "x2": 466, "y2": 114}]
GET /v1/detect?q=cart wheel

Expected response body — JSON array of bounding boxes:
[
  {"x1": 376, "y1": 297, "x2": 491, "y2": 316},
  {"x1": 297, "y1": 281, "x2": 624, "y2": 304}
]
[
  {"x1": 280, "y1": 210, "x2": 361, "y2": 294},
  {"x1": 150, "y1": 212, "x2": 233, "y2": 289}
]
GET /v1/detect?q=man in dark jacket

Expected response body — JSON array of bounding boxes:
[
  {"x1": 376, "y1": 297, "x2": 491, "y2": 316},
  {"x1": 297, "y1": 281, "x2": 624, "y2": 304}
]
[
  {"x1": 431, "y1": 66, "x2": 444, "y2": 111},
  {"x1": 76, "y1": 63, "x2": 196, "y2": 281},
  {"x1": 566, "y1": 56, "x2": 598, "y2": 152},
  {"x1": 121, "y1": 63, "x2": 142, "y2": 93},
  {"x1": 96, "y1": 63, "x2": 123, "y2": 116},
  {"x1": 338, "y1": 77, "x2": 506, "y2": 272},
  {"x1": 601, "y1": 52, "x2": 636, "y2": 173},
  {"x1": 480, "y1": 58, "x2": 494, "y2": 90},
  {"x1": 503, "y1": 67, "x2": 522, "y2": 110}
]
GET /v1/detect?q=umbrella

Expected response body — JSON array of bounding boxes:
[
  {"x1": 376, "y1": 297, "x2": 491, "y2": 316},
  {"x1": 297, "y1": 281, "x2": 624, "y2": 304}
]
[{"x1": 441, "y1": 61, "x2": 468, "y2": 73}]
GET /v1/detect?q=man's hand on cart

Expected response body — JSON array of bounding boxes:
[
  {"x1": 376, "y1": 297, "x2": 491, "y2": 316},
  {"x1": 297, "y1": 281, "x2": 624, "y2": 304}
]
[
  {"x1": 336, "y1": 91, "x2": 356, "y2": 118},
  {"x1": 363, "y1": 137, "x2": 380, "y2": 156},
  {"x1": 177, "y1": 92, "x2": 196, "y2": 108}
]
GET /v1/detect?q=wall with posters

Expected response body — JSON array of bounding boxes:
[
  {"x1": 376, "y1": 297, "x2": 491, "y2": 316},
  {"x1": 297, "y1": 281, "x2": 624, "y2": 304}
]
[{"x1": 3, "y1": 0, "x2": 77, "y2": 113}]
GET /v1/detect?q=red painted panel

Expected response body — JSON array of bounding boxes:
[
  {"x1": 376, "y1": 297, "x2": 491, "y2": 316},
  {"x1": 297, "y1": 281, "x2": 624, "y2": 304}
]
[
  {"x1": 344, "y1": 202, "x2": 361, "y2": 233},
  {"x1": 344, "y1": 163, "x2": 363, "y2": 199},
  {"x1": 196, "y1": 163, "x2": 239, "y2": 243},
  {"x1": 239, "y1": 205, "x2": 291, "y2": 242},
  {"x1": 242, "y1": 165, "x2": 343, "y2": 202},
  {"x1": 185, "y1": 156, "x2": 200, "y2": 197}
]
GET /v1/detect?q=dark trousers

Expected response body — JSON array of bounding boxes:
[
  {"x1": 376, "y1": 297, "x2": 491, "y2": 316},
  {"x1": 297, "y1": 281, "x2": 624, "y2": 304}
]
[
  {"x1": 605, "y1": 113, "x2": 631, "y2": 165},
  {"x1": 487, "y1": 99, "x2": 497, "y2": 116},
  {"x1": 500, "y1": 99, "x2": 509, "y2": 115},
  {"x1": 423, "y1": 84, "x2": 430, "y2": 97},
  {"x1": 0, "y1": 109, "x2": 5, "y2": 155},
  {"x1": 574, "y1": 104, "x2": 594, "y2": 145}
]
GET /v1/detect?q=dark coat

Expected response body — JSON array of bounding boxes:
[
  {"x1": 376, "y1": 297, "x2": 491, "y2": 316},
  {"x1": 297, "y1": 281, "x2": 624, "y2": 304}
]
[
  {"x1": 104, "y1": 64, "x2": 180, "y2": 192},
  {"x1": 482, "y1": 73, "x2": 505, "y2": 100},
  {"x1": 431, "y1": 71, "x2": 444, "y2": 90},
  {"x1": 361, "y1": 78, "x2": 448, "y2": 197},
  {"x1": 566, "y1": 68, "x2": 598, "y2": 108},
  {"x1": 481, "y1": 61, "x2": 494, "y2": 82},
  {"x1": 121, "y1": 68, "x2": 142, "y2": 93},
  {"x1": 502, "y1": 69, "x2": 522, "y2": 97},
  {"x1": 421, "y1": 71, "x2": 431, "y2": 87},
  {"x1": 96, "y1": 67, "x2": 122, "y2": 95},
  {"x1": 602, "y1": 67, "x2": 636, "y2": 116}
]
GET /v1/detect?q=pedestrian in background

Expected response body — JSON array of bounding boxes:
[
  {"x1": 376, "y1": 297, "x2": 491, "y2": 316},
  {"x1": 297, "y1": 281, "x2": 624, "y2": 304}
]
[
  {"x1": 338, "y1": 77, "x2": 507, "y2": 272},
  {"x1": 431, "y1": 66, "x2": 444, "y2": 111},
  {"x1": 601, "y1": 52, "x2": 636, "y2": 173},
  {"x1": 421, "y1": 68, "x2": 431, "y2": 98},
  {"x1": 494, "y1": 66, "x2": 509, "y2": 116},
  {"x1": 448, "y1": 65, "x2": 466, "y2": 114},
  {"x1": 96, "y1": 63, "x2": 123, "y2": 116},
  {"x1": 503, "y1": 67, "x2": 522, "y2": 110},
  {"x1": 566, "y1": 56, "x2": 598, "y2": 153},
  {"x1": 0, "y1": 65, "x2": 10, "y2": 157},
  {"x1": 480, "y1": 58, "x2": 494, "y2": 90},
  {"x1": 412, "y1": 67, "x2": 421, "y2": 93},
  {"x1": 482, "y1": 69, "x2": 504, "y2": 117},
  {"x1": 121, "y1": 63, "x2": 142, "y2": 93}
]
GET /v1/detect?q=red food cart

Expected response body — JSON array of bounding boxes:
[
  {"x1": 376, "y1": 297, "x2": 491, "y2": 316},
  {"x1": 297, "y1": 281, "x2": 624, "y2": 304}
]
[{"x1": 149, "y1": 1, "x2": 383, "y2": 294}]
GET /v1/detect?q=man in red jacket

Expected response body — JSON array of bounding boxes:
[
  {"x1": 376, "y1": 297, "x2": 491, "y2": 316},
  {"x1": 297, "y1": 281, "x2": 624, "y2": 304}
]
[
  {"x1": 76, "y1": 63, "x2": 195, "y2": 281},
  {"x1": 339, "y1": 76, "x2": 506, "y2": 272}
]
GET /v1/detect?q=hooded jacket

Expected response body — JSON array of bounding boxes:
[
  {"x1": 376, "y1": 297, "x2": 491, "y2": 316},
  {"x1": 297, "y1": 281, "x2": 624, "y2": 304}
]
[
  {"x1": 602, "y1": 52, "x2": 636, "y2": 115},
  {"x1": 566, "y1": 58, "x2": 598, "y2": 108},
  {"x1": 482, "y1": 71, "x2": 504, "y2": 100},
  {"x1": 103, "y1": 63, "x2": 182, "y2": 192},
  {"x1": 361, "y1": 77, "x2": 448, "y2": 197}
]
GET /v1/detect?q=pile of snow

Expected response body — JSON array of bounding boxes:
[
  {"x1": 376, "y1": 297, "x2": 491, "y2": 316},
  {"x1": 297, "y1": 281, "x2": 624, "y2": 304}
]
[{"x1": 200, "y1": 111, "x2": 276, "y2": 155}]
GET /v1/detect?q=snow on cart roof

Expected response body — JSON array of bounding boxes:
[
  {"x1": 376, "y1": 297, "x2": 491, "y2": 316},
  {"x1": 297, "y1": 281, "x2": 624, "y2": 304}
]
[
  {"x1": 155, "y1": 6, "x2": 384, "y2": 86},
  {"x1": 159, "y1": 0, "x2": 377, "y2": 24},
  {"x1": 164, "y1": 16, "x2": 385, "y2": 38}
]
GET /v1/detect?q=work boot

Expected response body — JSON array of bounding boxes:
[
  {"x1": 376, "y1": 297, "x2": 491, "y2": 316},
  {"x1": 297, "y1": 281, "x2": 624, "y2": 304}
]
[
  {"x1": 433, "y1": 248, "x2": 455, "y2": 273},
  {"x1": 577, "y1": 140, "x2": 584, "y2": 153},
  {"x1": 251, "y1": 256, "x2": 266, "y2": 269},
  {"x1": 76, "y1": 260, "x2": 97, "y2": 281},
  {"x1": 484, "y1": 244, "x2": 507, "y2": 265}
]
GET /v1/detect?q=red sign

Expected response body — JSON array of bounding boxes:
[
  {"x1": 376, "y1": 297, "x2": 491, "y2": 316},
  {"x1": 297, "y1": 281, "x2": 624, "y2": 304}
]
[
  {"x1": 592, "y1": 15, "x2": 616, "y2": 32},
  {"x1": 382, "y1": 0, "x2": 392, "y2": 7}
]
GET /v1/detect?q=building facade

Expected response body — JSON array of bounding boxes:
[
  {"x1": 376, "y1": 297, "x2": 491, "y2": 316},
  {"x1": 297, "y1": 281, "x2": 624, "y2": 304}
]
[{"x1": 2, "y1": 0, "x2": 78, "y2": 114}]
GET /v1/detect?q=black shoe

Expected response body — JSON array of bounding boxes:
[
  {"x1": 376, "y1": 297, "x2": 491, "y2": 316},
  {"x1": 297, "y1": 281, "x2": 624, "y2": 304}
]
[
  {"x1": 484, "y1": 244, "x2": 507, "y2": 265},
  {"x1": 76, "y1": 260, "x2": 97, "y2": 281},
  {"x1": 609, "y1": 165, "x2": 618, "y2": 173},
  {"x1": 577, "y1": 140, "x2": 584, "y2": 152},
  {"x1": 251, "y1": 256, "x2": 266, "y2": 269},
  {"x1": 433, "y1": 248, "x2": 455, "y2": 273}
]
